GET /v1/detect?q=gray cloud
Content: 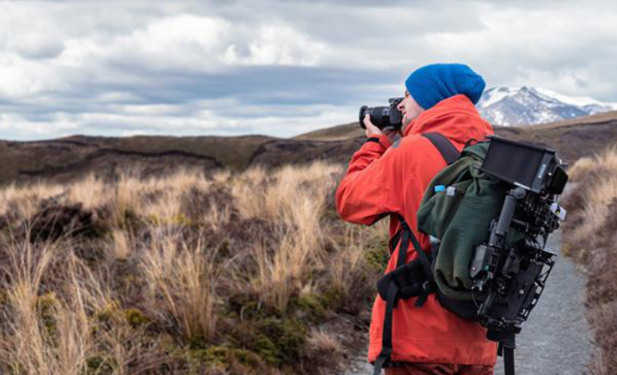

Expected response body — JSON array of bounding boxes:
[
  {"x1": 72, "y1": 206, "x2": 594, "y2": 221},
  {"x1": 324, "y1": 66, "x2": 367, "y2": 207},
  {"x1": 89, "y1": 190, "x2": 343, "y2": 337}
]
[{"x1": 0, "y1": 0, "x2": 616, "y2": 140}]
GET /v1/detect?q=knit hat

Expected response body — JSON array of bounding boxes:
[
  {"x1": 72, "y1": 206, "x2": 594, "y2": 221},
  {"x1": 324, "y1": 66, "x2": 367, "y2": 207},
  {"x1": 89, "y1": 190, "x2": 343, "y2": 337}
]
[{"x1": 404, "y1": 63, "x2": 485, "y2": 110}]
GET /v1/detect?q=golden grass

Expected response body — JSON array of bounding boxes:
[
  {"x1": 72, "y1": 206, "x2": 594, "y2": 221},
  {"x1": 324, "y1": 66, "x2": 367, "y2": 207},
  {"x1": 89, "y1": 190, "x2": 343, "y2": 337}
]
[
  {"x1": 305, "y1": 327, "x2": 343, "y2": 362},
  {"x1": 141, "y1": 190, "x2": 183, "y2": 223},
  {"x1": 562, "y1": 145, "x2": 617, "y2": 375},
  {"x1": 68, "y1": 174, "x2": 107, "y2": 209},
  {"x1": 0, "y1": 183, "x2": 64, "y2": 220},
  {"x1": 568, "y1": 145, "x2": 617, "y2": 182},
  {"x1": 113, "y1": 174, "x2": 143, "y2": 225},
  {"x1": 110, "y1": 229, "x2": 132, "y2": 260},
  {"x1": 203, "y1": 203, "x2": 232, "y2": 232},
  {"x1": 567, "y1": 146, "x2": 617, "y2": 244},
  {"x1": 0, "y1": 161, "x2": 381, "y2": 375},
  {"x1": 238, "y1": 162, "x2": 344, "y2": 311},
  {"x1": 327, "y1": 221, "x2": 387, "y2": 297},
  {"x1": 140, "y1": 228, "x2": 222, "y2": 342},
  {"x1": 0, "y1": 238, "x2": 125, "y2": 375}
]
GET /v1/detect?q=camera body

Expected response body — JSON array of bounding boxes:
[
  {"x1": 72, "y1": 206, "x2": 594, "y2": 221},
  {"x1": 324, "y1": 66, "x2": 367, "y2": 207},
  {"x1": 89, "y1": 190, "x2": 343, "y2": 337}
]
[{"x1": 359, "y1": 97, "x2": 404, "y2": 131}]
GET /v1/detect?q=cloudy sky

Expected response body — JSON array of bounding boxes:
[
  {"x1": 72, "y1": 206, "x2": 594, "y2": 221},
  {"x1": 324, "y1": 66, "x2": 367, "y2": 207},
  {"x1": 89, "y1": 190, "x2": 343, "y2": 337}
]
[{"x1": 1, "y1": 0, "x2": 616, "y2": 140}]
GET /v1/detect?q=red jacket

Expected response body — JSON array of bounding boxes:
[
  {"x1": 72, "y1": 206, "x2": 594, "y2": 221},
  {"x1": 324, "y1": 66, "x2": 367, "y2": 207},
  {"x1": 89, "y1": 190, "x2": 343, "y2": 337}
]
[{"x1": 336, "y1": 95, "x2": 498, "y2": 365}]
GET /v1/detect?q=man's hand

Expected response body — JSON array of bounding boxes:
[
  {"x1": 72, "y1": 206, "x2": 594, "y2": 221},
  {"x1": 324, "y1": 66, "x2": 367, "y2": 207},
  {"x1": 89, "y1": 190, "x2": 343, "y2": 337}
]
[{"x1": 364, "y1": 114, "x2": 400, "y2": 142}]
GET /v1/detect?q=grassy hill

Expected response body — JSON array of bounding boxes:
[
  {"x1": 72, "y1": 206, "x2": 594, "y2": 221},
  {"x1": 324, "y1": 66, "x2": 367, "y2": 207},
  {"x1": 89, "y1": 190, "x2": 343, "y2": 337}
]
[
  {"x1": 0, "y1": 135, "x2": 274, "y2": 185},
  {"x1": 2, "y1": 111, "x2": 617, "y2": 186},
  {"x1": 292, "y1": 122, "x2": 362, "y2": 141},
  {"x1": 295, "y1": 112, "x2": 617, "y2": 165}
]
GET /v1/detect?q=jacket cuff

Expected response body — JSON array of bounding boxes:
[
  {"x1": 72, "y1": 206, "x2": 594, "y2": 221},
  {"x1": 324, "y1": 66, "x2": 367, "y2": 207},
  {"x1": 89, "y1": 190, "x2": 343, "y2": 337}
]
[{"x1": 365, "y1": 134, "x2": 392, "y2": 150}]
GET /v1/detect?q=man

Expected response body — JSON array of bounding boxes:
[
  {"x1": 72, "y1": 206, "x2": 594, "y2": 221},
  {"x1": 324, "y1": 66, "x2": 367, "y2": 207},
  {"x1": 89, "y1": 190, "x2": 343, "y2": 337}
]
[{"x1": 336, "y1": 64, "x2": 497, "y2": 375}]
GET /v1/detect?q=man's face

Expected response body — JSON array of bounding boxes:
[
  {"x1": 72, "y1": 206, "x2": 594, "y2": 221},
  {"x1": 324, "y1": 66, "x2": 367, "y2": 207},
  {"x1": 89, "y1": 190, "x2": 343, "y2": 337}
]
[{"x1": 397, "y1": 90, "x2": 424, "y2": 129}]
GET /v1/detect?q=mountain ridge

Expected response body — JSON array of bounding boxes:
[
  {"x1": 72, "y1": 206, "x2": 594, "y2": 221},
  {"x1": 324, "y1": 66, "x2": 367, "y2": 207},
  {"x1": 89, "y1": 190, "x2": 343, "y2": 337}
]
[{"x1": 477, "y1": 86, "x2": 617, "y2": 126}]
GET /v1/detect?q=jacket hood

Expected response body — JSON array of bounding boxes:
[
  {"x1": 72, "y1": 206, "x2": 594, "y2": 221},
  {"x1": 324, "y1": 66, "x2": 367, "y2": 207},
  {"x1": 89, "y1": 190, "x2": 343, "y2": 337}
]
[{"x1": 403, "y1": 94, "x2": 494, "y2": 144}]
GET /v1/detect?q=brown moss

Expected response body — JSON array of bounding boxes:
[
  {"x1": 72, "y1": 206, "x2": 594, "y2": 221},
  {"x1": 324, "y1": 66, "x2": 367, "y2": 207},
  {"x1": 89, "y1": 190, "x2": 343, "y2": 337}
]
[
  {"x1": 188, "y1": 345, "x2": 268, "y2": 375},
  {"x1": 124, "y1": 308, "x2": 150, "y2": 328},
  {"x1": 36, "y1": 293, "x2": 60, "y2": 339}
]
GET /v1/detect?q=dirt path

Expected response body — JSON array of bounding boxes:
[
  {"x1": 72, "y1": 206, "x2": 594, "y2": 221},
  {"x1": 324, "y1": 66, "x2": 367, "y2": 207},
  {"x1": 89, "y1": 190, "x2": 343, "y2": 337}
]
[{"x1": 342, "y1": 228, "x2": 595, "y2": 375}]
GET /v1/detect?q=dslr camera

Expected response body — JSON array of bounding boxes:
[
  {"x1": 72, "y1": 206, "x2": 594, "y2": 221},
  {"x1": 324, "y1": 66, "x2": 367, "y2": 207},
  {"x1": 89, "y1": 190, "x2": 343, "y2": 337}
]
[{"x1": 359, "y1": 97, "x2": 404, "y2": 131}]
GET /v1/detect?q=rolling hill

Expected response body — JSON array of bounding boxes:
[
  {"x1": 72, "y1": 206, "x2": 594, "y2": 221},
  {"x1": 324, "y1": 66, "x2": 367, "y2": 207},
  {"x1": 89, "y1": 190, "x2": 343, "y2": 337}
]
[{"x1": 1, "y1": 111, "x2": 617, "y2": 186}]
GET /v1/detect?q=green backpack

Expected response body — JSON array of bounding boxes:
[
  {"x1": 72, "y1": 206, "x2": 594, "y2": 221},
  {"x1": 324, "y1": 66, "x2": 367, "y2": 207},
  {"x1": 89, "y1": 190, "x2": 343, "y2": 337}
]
[
  {"x1": 373, "y1": 134, "x2": 529, "y2": 375},
  {"x1": 417, "y1": 141, "x2": 524, "y2": 302}
]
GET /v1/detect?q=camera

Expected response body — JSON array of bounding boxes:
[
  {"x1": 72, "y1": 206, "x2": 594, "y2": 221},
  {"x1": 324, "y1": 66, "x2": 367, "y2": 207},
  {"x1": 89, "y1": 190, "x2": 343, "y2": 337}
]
[
  {"x1": 480, "y1": 136, "x2": 568, "y2": 195},
  {"x1": 469, "y1": 136, "x2": 568, "y2": 341},
  {"x1": 358, "y1": 97, "x2": 404, "y2": 131}
]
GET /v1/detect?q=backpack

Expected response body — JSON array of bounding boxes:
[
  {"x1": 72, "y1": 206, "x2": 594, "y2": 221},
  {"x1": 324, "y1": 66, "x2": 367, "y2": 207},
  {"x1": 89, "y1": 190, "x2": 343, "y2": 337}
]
[{"x1": 372, "y1": 133, "x2": 562, "y2": 375}]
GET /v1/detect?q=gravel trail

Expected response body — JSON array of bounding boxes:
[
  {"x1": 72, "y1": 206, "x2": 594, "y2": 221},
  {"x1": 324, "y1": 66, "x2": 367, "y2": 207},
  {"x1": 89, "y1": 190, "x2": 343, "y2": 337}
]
[
  {"x1": 342, "y1": 228, "x2": 595, "y2": 375},
  {"x1": 494, "y1": 229, "x2": 595, "y2": 375}
]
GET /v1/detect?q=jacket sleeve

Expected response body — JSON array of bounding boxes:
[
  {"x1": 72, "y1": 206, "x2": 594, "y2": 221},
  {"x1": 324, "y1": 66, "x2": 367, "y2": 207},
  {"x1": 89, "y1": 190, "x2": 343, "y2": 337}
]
[{"x1": 336, "y1": 134, "x2": 401, "y2": 225}]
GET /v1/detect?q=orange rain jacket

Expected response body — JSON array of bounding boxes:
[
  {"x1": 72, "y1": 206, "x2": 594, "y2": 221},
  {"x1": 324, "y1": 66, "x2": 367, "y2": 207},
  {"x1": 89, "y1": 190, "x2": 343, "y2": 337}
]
[{"x1": 336, "y1": 94, "x2": 498, "y2": 366}]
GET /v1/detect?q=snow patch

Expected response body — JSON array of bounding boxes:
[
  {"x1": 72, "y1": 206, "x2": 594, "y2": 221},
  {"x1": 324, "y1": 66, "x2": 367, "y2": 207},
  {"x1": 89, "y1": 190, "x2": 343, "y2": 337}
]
[
  {"x1": 535, "y1": 87, "x2": 607, "y2": 107},
  {"x1": 477, "y1": 86, "x2": 617, "y2": 126}
]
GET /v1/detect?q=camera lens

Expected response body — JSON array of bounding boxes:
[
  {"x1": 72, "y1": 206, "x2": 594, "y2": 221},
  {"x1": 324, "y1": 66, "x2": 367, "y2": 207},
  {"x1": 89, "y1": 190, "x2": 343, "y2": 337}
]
[
  {"x1": 358, "y1": 98, "x2": 404, "y2": 131},
  {"x1": 359, "y1": 106, "x2": 369, "y2": 129}
]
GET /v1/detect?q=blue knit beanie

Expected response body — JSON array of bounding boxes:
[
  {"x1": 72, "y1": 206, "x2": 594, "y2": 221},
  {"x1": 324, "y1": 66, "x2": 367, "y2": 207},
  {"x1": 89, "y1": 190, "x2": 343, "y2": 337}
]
[{"x1": 404, "y1": 63, "x2": 485, "y2": 110}]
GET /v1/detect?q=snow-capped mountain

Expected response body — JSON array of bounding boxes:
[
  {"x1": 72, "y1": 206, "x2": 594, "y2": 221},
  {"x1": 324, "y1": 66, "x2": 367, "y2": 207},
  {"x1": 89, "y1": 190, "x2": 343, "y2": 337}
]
[{"x1": 476, "y1": 87, "x2": 617, "y2": 126}]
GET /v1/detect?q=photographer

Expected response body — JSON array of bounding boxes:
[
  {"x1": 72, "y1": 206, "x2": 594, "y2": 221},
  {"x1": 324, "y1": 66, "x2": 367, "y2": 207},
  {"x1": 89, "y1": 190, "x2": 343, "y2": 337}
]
[{"x1": 336, "y1": 64, "x2": 497, "y2": 375}]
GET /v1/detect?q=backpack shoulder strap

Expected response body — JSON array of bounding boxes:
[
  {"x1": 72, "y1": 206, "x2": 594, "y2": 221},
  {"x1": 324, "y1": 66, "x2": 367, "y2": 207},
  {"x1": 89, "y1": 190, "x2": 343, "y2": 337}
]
[{"x1": 422, "y1": 132, "x2": 460, "y2": 165}]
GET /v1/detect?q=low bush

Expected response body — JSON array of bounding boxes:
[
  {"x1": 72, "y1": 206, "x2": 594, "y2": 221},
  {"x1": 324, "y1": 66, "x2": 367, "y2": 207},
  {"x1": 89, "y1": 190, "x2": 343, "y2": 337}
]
[{"x1": 562, "y1": 144, "x2": 617, "y2": 375}]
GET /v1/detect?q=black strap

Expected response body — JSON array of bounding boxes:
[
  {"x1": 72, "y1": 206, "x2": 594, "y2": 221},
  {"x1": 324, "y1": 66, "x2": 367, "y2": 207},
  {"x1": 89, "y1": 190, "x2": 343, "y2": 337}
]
[
  {"x1": 388, "y1": 229, "x2": 402, "y2": 254},
  {"x1": 497, "y1": 334, "x2": 517, "y2": 375},
  {"x1": 405, "y1": 225, "x2": 433, "y2": 307},
  {"x1": 396, "y1": 221, "x2": 410, "y2": 267},
  {"x1": 504, "y1": 347, "x2": 515, "y2": 375},
  {"x1": 373, "y1": 215, "x2": 432, "y2": 374},
  {"x1": 422, "y1": 133, "x2": 460, "y2": 165},
  {"x1": 373, "y1": 281, "x2": 399, "y2": 375},
  {"x1": 366, "y1": 137, "x2": 381, "y2": 144}
]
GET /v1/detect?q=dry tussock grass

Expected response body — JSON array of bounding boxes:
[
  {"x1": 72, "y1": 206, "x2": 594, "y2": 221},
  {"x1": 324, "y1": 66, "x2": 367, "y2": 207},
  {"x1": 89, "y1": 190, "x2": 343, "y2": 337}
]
[
  {"x1": 303, "y1": 328, "x2": 343, "y2": 372},
  {"x1": 562, "y1": 144, "x2": 617, "y2": 375},
  {"x1": 567, "y1": 145, "x2": 617, "y2": 182},
  {"x1": 140, "y1": 228, "x2": 222, "y2": 342},
  {"x1": 0, "y1": 183, "x2": 64, "y2": 220},
  {"x1": 0, "y1": 237, "x2": 134, "y2": 375},
  {"x1": 0, "y1": 161, "x2": 384, "y2": 375}
]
